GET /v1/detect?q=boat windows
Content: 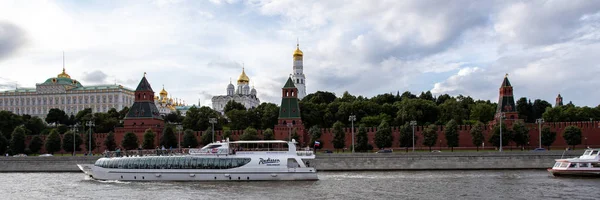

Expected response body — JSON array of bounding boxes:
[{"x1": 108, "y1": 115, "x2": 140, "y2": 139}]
[
  {"x1": 579, "y1": 163, "x2": 590, "y2": 168},
  {"x1": 569, "y1": 163, "x2": 577, "y2": 168},
  {"x1": 553, "y1": 162, "x2": 561, "y2": 168},
  {"x1": 96, "y1": 157, "x2": 252, "y2": 170},
  {"x1": 584, "y1": 150, "x2": 592, "y2": 156},
  {"x1": 559, "y1": 162, "x2": 569, "y2": 168},
  {"x1": 202, "y1": 144, "x2": 222, "y2": 150},
  {"x1": 591, "y1": 150, "x2": 599, "y2": 155},
  {"x1": 591, "y1": 163, "x2": 600, "y2": 168}
]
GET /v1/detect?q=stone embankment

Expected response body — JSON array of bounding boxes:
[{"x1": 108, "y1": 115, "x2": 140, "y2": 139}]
[{"x1": 0, "y1": 151, "x2": 583, "y2": 172}]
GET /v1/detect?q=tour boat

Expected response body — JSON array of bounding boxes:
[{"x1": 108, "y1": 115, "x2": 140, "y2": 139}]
[
  {"x1": 547, "y1": 148, "x2": 600, "y2": 177},
  {"x1": 77, "y1": 139, "x2": 318, "y2": 181}
]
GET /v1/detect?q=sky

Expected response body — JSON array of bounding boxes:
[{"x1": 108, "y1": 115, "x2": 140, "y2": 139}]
[{"x1": 0, "y1": 0, "x2": 599, "y2": 107}]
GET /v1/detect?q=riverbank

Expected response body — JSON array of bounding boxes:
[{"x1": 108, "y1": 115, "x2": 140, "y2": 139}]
[{"x1": 0, "y1": 151, "x2": 582, "y2": 172}]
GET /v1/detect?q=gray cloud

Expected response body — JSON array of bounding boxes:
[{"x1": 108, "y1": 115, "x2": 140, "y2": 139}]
[
  {"x1": 0, "y1": 22, "x2": 27, "y2": 60},
  {"x1": 207, "y1": 59, "x2": 242, "y2": 70},
  {"x1": 82, "y1": 70, "x2": 108, "y2": 83}
]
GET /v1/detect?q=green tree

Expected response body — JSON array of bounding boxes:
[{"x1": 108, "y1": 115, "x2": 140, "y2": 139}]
[
  {"x1": 488, "y1": 123, "x2": 511, "y2": 149},
  {"x1": 61, "y1": 131, "x2": 82, "y2": 155},
  {"x1": 470, "y1": 103, "x2": 496, "y2": 123},
  {"x1": 355, "y1": 125, "x2": 371, "y2": 152},
  {"x1": 45, "y1": 108, "x2": 68, "y2": 125},
  {"x1": 263, "y1": 128, "x2": 275, "y2": 140},
  {"x1": 563, "y1": 126, "x2": 582, "y2": 150},
  {"x1": 223, "y1": 130, "x2": 232, "y2": 141},
  {"x1": 104, "y1": 132, "x2": 117, "y2": 151},
  {"x1": 0, "y1": 133, "x2": 8, "y2": 155},
  {"x1": 512, "y1": 121, "x2": 530, "y2": 150},
  {"x1": 182, "y1": 106, "x2": 201, "y2": 131},
  {"x1": 224, "y1": 100, "x2": 246, "y2": 113},
  {"x1": 422, "y1": 124, "x2": 438, "y2": 151},
  {"x1": 142, "y1": 129, "x2": 156, "y2": 149},
  {"x1": 160, "y1": 125, "x2": 178, "y2": 149},
  {"x1": 470, "y1": 122, "x2": 484, "y2": 151},
  {"x1": 201, "y1": 128, "x2": 213, "y2": 146},
  {"x1": 24, "y1": 116, "x2": 46, "y2": 135},
  {"x1": 240, "y1": 127, "x2": 260, "y2": 141},
  {"x1": 121, "y1": 132, "x2": 139, "y2": 150},
  {"x1": 445, "y1": 119, "x2": 459, "y2": 152},
  {"x1": 44, "y1": 129, "x2": 62, "y2": 154},
  {"x1": 28, "y1": 135, "x2": 44, "y2": 154},
  {"x1": 0, "y1": 111, "x2": 24, "y2": 140},
  {"x1": 374, "y1": 121, "x2": 393, "y2": 149},
  {"x1": 182, "y1": 129, "x2": 198, "y2": 148},
  {"x1": 308, "y1": 125, "x2": 321, "y2": 147},
  {"x1": 541, "y1": 126, "x2": 556, "y2": 150},
  {"x1": 439, "y1": 99, "x2": 465, "y2": 124},
  {"x1": 516, "y1": 97, "x2": 533, "y2": 122},
  {"x1": 226, "y1": 109, "x2": 250, "y2": 130},
  {"x1": 9, "y1": 126, "x2": 27, "y2": 154},
  {"x1": 332, "y1": 121, "x2": 346, "y2": 151},
  {"x1": 398, "y1": 122, "x2": 414, "y2": 152}
]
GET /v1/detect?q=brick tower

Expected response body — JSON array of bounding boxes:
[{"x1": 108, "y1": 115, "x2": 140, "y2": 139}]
[
  {"x1": 274, "y1": 77, "x2": 305, "y2": 145},
  {"x1": 555, "y1": 94, "x2": 563, "y2": 107},
  {"x1": 115, "y1": 73, "x2": 164, "y2": 146},
  {"x1": 494, "y1": 74, "x2": 519, "y2": 125}
]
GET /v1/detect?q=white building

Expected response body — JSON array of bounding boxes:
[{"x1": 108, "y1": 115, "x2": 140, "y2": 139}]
[
  {"x1": 211, "y1": 68, "x2": 260, "y2": 114},
  {"x1": 0, "y1": 68, "x2": 135, "y2": 118},
  {"x1": 291, "y1": 42, "x2": 307, "y2": 99}
]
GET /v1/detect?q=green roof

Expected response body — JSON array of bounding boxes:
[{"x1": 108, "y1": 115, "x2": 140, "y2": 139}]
[
  {"x1": 42, "y1": 77, "x2": 83, "y2": 87},
  {"x1": 501, "y1": 77, "x2": 511, "y2": 87},
  {"x1": 135, "y1": 77, "x2": 154, "y2": 92},
  {"x1": 71, "y1": 85, "x2": 134, "y2": 91},
  {"x1": 125, "y1": 101, "x2": 162, "y2": 119},
  {"x1": 279, "y1": 97, "x2": 301, "y2": 119},
  {"x1": 283, "y1": 77, "x2": 296, "y2": 88}
]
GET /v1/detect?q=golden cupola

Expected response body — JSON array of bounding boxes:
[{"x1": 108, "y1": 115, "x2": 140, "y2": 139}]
[
  {"x1": 293, "y1": 43, "x2": 303, "y2": 59},
  {"x1": 237, "y1": 67, "x2": 250, "y2": 84},
  {"x1": 57, "y1": 67, "x2": 71, "y2": 79},
  {"x1": 159, "y1": 85, "x2": 168, "y2": 97}
]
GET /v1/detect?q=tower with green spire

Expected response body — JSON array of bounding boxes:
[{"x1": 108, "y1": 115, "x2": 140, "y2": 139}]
[
  {"x1": 275, "y1": 77, "x2": 305, "y2": 143},
  {"x1": 495, "y1": 74, "x2": 519, "y2": 124}
]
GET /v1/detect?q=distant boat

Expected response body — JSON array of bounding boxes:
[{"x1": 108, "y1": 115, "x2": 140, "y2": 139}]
[
  {"x1": 77, "y1": 139, "x2": 318, "y2": 181},
  {"x1": 548, "y1": 148, "x2": 600, "y2": 177}
]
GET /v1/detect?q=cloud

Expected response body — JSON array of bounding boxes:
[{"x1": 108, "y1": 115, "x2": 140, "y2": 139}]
[
  {"x1": 82, "y1": 70, "x2": 108, "y2": 83},
  {"x1": 0, "y1": 22, "x2": 27, "y2": 60}
]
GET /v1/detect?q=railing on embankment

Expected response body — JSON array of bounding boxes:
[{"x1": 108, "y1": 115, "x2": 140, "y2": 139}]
[{"x1": 0, "y1": 150, "x2": 584, "y2": 172}]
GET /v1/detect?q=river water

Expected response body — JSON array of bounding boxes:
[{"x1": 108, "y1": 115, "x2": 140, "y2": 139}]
[{"x1": 1, "y1": 170, "x2": 598, "y2": 200}]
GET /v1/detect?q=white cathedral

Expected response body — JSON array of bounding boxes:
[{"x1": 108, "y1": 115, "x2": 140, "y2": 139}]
[
  {"x1": 211, "y1": 42, "x2": 307, "y2": 113},
  {"x1": 211, "y1": 67, "x2": 261, "y2": 114}
]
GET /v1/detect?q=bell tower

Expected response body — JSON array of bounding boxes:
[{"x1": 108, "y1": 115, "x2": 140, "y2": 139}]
[{"x1": 291, "y1": 40, "x2": 307, "y2": 99}]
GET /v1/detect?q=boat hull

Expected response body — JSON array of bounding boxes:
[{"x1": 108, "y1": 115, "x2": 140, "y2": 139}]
[
  {"x1": 547, "y1": 168, "x2": 600, "y2": 177},
  {"x1": 77, "y1": 164, "x2": 318, "y2": 181}
]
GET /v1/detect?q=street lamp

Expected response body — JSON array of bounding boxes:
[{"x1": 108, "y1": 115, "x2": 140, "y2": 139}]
[
  {"x1": 349, "y1": 114, "x2": 356, "y2": 153},
  {"x1": 209, "y1": 118, "x2": 217, "y2": 142},
  {"x1": 86, "y1": 119, "x2": 95, "y2": 156},
  {"x1": 499, "y1": 113, "x2": 506, "y2": 152},
  {"x1": 70, "y1": 123, "x2": 79, "y2": 156},
  {"x1": 287, "y1": 123, "x2": 293, "y2": 142},
  {"x1": 410, "y1": 120, "x2": 417, "y2": 152},
  {"x1": 536, "y1": 118, "x2": 544, "y2": 149},
  {"x1": 176, "y1": 124, "x2": 183, "y2": 152}
]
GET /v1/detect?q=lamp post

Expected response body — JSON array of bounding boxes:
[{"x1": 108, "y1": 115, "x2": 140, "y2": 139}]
[
  {"x1": 176, "y1": 124, "x2": 183, "y2": 152},
  {"x1": 70, "y1": 123, "x2": 79, "y2": 156},
  {"x1": 209, "y1": 118, "x2": 217, "y2": 142},
  {"x1": 349, "y1": 114, "x2": 356, "y2": 153},
  {"x1": 410, "y1": 120, "x2": 417, "y2": 152},
  {"x1": 86, "y1": 119, "x2": 95, "y2": 156},
  {"x1": 536, "y1": 118, "x2": 544, "y2": 149},
  {"x1": 499, "y1": 113, "x2": 505, "y2": 152},
  {"x1": 287, "y1": 123, "x2": 293, "y2": 142}
]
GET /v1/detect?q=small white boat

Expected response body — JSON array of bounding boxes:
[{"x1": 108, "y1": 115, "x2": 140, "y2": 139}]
[
  {"x1": 77, "y1": 139, "x2": 318, "y2": 181},
  {"x1": 548, "y1": 148, "x2": 600, "y2": 177}
]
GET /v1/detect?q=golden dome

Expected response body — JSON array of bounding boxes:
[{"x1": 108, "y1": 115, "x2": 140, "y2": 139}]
[
  {"x1": 293, "y1": 43, "x2": 303, "y2": 57},
  {"x1": 159, "y1": 85, "x2": 168, "y2": 97},
  {"x1": 57, "y1": 67, "x2": 71, "y2": 79},
  {"x1": 237, "y1": 67, "x2": 250, "y2": 84}
]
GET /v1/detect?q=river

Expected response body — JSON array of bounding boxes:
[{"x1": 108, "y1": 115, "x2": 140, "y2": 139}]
[{"x1": 1, "y1": 170, "x2": 598, "y2": 200}]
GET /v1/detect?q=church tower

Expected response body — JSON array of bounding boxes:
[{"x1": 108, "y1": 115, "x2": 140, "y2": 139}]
[
  {"x1": 555, "y1": 94, "x2": 563, "y2": 107},
  {"x1": 291, "y1": 41, "x2": 307, "y2": 99},
  {"x1": 495, "y1": 74, "x2": 519, "y2": 123}
]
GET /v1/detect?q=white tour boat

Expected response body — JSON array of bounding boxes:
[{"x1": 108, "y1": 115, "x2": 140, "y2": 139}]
[
  {"x1": 77, "y1": 139, "x2": 318, "y2": 181},
  {"x1": 548, "y1": 148, "x2": 600, "y2": 177}
]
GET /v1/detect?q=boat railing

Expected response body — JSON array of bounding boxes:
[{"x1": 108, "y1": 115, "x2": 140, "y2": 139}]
[
  {"x1": 297, "y1": 150, "x2": 314, "y2": 157},
  {"x1": 102, "y1": 148, "x2": 191, "y2": 158}
]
